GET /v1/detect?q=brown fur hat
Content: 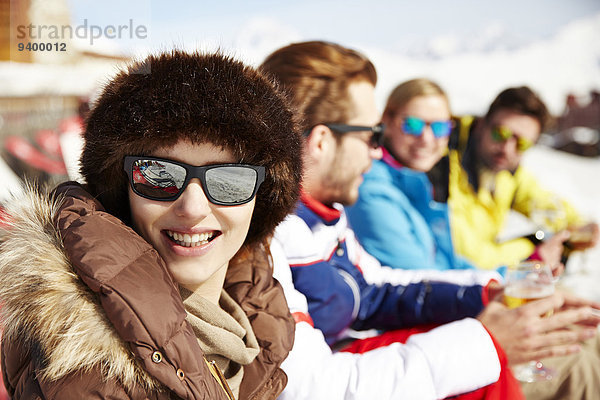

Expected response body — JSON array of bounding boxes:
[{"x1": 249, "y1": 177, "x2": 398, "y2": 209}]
[{"x1": 81, "y1": 50, "x2": 303, "y2": 245}]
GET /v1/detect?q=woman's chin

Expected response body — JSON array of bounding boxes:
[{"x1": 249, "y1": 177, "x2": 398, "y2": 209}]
[{"x1": 171, "y1": 269, "x2": 212, "y2": 290}]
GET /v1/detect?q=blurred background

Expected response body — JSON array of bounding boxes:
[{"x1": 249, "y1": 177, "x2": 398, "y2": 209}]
[{"x1": 0, "y1": 0, "x2": 599, "y2": 298}]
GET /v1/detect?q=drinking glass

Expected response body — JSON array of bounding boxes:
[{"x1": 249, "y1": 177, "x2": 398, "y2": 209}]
[
  {"x1": 504, "y1": 261, "x2": 556, "y2": 382},
  {"x1": 529, "y1": 196, "x2": 567, "y2": 230},
  {"x1": 529, "y1": 197, "x2": 571, "y2": 274}
]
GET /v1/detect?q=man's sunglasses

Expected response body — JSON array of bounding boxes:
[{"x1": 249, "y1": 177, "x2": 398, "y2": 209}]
[
  {"x1": 312, "y1": 123, "x2": 385, "y2": 148},
  {"x1": 401, "y1": 116, "x2": 453, "y2": 138},
  {"x1": 490, "y1": 126, "x2": 534, "y2": 152},
  {"x1": 123, "y1": 156, "x2": 265, "y2": 205}
]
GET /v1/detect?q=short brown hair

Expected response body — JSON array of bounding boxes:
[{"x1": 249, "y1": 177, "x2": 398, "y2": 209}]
[
  {"x1": 485, "y1": 86, "x2": 553, "y2": 132},
  {"x1": 81, "y1": 50, "x2": 303, "y2": 246},
  {"x1": 260, "y1": 41, "x2": 377, "y2": 131}
]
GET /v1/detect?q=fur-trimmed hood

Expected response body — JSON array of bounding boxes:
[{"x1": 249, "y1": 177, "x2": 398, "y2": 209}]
[
  {"x1": 0, "y1": 183, "x2": 294, "y2": 399},
  {"x1": 0, "y1": 185, "x2": 159, "y2": 395}
]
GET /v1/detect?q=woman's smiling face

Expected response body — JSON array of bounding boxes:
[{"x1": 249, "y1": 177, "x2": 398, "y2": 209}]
[
  {"x1": 384, "y1": 94, "x2": 451, "y2": 172},
  {"x1": 128, "y1": 140, "x2": 256, "y2": 292}
]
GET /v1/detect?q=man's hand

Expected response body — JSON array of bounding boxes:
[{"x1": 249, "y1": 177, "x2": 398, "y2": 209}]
[
  {"x1": 557, "y1": 289, "x2": 600, "y2": 327},
  {"x1": 477, "y1": 291, "x2": 600, "y2": 366},
  {"x1": 535, "y1": 230, "x2": 570, "y2": 276}
]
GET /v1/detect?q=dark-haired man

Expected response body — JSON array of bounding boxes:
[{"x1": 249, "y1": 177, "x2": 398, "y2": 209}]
[{"x1": 447, "y1": 87, "x2": 599, "y2": 270}]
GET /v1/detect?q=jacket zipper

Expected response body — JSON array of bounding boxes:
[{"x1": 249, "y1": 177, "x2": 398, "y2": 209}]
[
  {"x1": 205, "y1": 359, "x2": 236, "y2": 400},
  {"x1": 337, "y1": 269, "x2": 361, "y2": 320}
]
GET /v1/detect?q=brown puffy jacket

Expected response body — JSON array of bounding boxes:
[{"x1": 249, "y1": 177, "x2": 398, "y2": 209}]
[{"x1": 0, "y1": 183, "x2": 294, "y2": 399}]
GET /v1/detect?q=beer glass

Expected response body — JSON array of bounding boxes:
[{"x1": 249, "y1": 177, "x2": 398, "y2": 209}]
[
  {"x1": 504, "y1": 261, "x2": 556, "y2": 382},
  {"x1": 529, "y1": 197, "x2": 566, "y2": 233}
]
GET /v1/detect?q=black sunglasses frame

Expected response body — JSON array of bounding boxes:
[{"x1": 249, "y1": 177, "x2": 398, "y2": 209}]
[
  {"x1": 123, "y1": 155, "x2": 265, "y2": 206},
  {"x1": 304, "y1": 123, "x2": 385, "y2": 148}
]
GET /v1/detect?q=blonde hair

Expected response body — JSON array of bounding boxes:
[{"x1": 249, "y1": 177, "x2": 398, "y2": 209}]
[{"x1": 383, "y1": 78, "x2": 449, "y2": 120}]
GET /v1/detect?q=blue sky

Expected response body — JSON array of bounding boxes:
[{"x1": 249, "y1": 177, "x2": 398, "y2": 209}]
[{"x1": 67, "y1": 0, "x2": 600, "y2": 54}]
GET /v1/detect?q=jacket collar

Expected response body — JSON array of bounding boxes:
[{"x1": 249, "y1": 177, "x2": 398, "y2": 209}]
[
  {"x1": 299, "y1": 191, "x2": 341, "y2": 224},
  {"x1": 0, "y1": 184, "x2": 293, "y2": 399},
  {"x1": 381, "y1": 146, "x2": 404, "y2": 169},
  {"x1": 0, "y1": 185, "x2": 159, "y2": 393}
]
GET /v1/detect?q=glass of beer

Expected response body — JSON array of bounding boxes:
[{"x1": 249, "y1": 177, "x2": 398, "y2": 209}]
[
  {"x1": 529, "y1": 197, "x2": 567, "y2": 232},
  {"x1": 504, "y1": 261, "x2": 556, "y2": 382}
]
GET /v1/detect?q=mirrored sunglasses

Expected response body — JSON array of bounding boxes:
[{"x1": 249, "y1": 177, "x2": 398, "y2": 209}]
[
  {"x1": 324, "y1": 123, "x2": 385, "y2": 148},
  {"x1": 490, "y1": 126, "x2": 534, "y2": 152},
  {"x1": 401, "y1": 116, "x2": 453, "y2": 138},
  {"x1": 123, "y1": 156, "x2": 265, "y2": 205}
]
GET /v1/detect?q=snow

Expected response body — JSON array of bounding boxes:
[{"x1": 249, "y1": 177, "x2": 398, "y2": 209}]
[
  {"x1": 368, "y1": 12, "x2": 600, "y2": 116},
  {"x1": 220, "y1": 12, "x2": 600, "y2": 116},
  {"x1": 0, "y1": 59, "x2": 125, "y2": 98}
]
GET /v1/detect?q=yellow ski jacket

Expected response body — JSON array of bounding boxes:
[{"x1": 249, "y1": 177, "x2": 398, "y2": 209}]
[{"x1": 447, "y1": 116, "x2": 582, "y2": 270}]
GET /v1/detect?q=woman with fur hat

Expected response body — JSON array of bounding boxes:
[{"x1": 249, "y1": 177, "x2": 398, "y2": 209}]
[{"x1": 0, "y1": 50, "x2": 303, "y2": 399}]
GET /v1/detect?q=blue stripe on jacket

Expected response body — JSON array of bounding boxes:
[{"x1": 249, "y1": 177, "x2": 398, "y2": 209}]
[{"x1": 291, "y1": 200, "x2": 484, "y2": 345}]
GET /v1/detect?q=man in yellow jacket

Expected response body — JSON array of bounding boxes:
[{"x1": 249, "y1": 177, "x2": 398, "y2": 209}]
[{"x1": 447, "y1": 86, "x2": 598, "y2": 270}]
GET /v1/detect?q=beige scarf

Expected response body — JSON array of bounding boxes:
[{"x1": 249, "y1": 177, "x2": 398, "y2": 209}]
[{"x1": 180, "y1": 287, "x2": 260, "y2": 399}]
